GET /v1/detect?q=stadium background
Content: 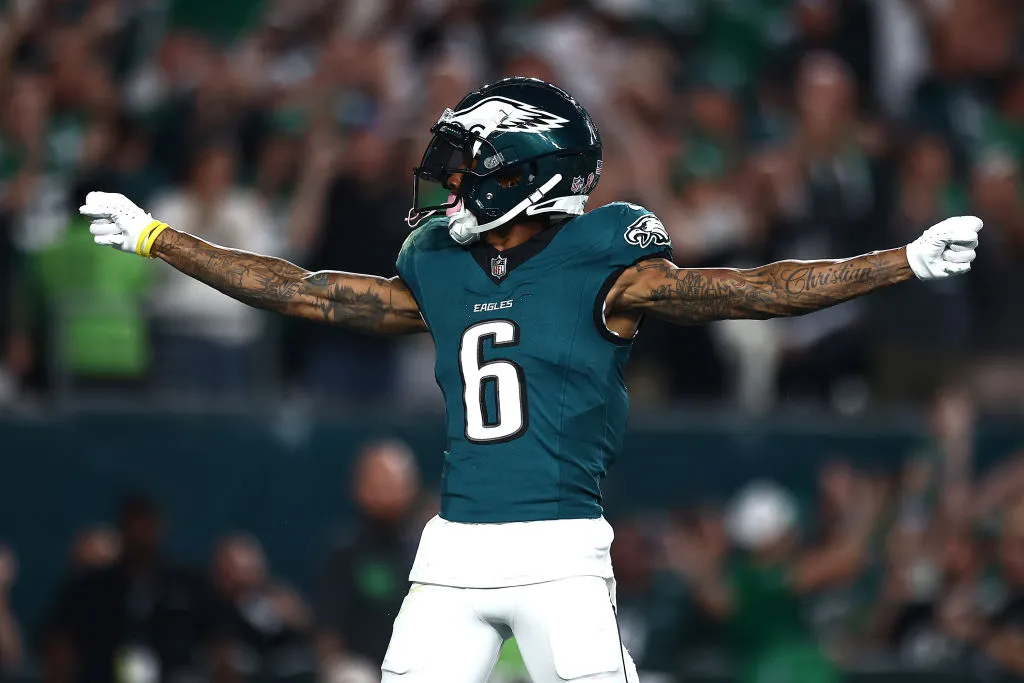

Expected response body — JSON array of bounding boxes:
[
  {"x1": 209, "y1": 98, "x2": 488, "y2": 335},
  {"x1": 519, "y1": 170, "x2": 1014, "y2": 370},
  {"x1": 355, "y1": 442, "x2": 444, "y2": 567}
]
[{"x1": 1, "y1": 0, "x2": 1024, "y2": 682}]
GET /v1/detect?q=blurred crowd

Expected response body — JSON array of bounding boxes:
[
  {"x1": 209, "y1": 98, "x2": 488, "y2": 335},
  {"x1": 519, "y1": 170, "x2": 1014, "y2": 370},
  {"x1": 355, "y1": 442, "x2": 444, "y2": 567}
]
[
  {"x1": 0, "y1": 439, "x2": 430, "y2": 683},
  {"x1": 3, "y1": 392, "x2": 1024, "y2": 683},
  {"x1": 0, "y1": 0, "x2": 1021, "y2": 413},
  {"x1": 2, "y1": 3, "x2": 1024, "y2": 681}
]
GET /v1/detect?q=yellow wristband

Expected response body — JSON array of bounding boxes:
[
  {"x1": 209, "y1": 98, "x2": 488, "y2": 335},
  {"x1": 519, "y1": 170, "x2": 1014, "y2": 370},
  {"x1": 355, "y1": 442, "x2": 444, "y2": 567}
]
[
  {"x1": 141, "y1": 222, "x2": 170, "y2": 258},
  {"x1": 134, "y1": 220, "x2": 169, "y2": 257},
  {"x1": 134, "y1": 220, "x2": 157, "y2": 256}
]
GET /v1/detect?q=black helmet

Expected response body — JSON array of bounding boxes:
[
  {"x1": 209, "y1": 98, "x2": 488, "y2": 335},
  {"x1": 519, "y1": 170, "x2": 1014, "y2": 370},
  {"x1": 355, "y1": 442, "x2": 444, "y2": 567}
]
[{"x1": 408, "y1": 77, "x2": 602, "y2": 244}]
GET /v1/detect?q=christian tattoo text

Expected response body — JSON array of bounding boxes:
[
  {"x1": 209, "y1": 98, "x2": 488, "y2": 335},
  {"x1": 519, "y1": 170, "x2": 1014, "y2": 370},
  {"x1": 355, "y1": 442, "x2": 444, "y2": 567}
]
[{"x1": 625, "y1": 249, "x2": 914, "y2": 324}]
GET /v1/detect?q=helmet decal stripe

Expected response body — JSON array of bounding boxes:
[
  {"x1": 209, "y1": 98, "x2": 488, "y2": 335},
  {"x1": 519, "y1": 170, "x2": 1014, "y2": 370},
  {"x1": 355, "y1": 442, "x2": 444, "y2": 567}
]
[{"x1": 452, "y1": 96, "x2": 569, "y2": 134}]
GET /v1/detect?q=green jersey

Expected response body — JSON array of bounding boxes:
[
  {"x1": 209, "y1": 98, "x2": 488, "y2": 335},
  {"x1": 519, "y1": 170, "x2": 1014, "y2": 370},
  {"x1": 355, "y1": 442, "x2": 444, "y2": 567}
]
[{"x1": 397, "y1": 202, "x2": 672, "y2": 523}]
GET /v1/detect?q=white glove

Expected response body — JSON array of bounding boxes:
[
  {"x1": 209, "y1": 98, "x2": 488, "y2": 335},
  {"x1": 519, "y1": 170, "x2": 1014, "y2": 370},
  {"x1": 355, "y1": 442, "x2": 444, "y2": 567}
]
[
  {"x1": 905, "y1": 216, "x2": 983, "y2": 280},
  {"x1": 79, "y1": 191, "x2": 171, "y2": 257}
]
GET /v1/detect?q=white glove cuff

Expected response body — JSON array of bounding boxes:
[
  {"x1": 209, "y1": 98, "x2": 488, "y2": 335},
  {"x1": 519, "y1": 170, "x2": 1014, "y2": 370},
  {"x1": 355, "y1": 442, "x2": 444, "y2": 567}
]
[{"x1": 905, "y1": 241, "x2": 932, "y2": 281}]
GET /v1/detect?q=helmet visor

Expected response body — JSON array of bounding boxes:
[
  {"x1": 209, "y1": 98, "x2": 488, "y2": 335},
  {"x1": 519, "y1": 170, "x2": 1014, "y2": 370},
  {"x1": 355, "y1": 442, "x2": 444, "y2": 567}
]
[{"x1": 407, "y1": 118, "x2": 501, "y2": 227}]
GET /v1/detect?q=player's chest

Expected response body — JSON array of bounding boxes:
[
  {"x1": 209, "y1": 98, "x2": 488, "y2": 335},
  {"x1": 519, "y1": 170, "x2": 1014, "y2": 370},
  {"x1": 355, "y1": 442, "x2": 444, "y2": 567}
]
[
  {"x1": 425, "y1": 282, "x2": 603, "y2": 394},
  {"x1": 421, "y1": 269, "x2": 589, "y2": 345},
  {"x1": 420, "y1": 246, "x2": 591, "y2": 325}
]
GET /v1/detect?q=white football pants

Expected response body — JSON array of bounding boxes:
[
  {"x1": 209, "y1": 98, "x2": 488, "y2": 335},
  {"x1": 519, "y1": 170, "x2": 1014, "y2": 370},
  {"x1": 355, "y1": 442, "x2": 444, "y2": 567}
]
[{"x1": 381, "y1": 575, "x2": 638, "y2": 683}]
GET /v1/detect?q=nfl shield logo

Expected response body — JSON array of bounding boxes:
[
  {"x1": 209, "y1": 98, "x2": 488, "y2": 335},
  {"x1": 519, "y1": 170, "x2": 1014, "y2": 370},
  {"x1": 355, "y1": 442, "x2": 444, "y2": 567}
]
[{"x1": 491, "y1": 255, "x2": 508, "y2": 279}]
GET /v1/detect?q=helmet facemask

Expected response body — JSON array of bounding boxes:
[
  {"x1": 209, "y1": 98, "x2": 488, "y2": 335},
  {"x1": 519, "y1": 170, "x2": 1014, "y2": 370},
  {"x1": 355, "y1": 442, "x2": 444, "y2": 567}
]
[{"x1": 406, "y1": 114, "x2": 505, "y2": 230}]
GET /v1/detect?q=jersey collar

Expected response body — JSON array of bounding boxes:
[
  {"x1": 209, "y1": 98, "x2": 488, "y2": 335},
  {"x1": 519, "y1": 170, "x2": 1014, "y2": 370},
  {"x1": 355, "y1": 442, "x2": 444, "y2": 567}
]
[{"x1": 468, "y1": 221, "x2": 567, "y2": 285}]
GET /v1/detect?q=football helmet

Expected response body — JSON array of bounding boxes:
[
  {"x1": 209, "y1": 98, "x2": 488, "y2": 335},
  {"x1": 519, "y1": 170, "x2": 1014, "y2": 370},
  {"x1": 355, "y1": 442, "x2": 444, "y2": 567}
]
[{"x1": 407, "y1": 77, "x2": 603, "y2": 244}]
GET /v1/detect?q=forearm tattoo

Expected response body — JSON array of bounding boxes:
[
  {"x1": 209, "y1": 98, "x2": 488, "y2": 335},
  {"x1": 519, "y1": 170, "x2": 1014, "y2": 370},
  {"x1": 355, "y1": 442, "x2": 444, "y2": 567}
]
[
  {"x1": 638, "y1": 248, "x2": 914, "y2": 324},
  {"x1": 151, "y1": 229, "x2": 425, "y2": 335}
]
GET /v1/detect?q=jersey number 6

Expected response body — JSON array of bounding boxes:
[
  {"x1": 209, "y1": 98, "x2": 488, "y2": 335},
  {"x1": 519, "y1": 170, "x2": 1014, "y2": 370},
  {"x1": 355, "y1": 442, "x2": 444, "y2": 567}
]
[{"x1": 459, "y1": 320, "x2": 529, "y2": 443}]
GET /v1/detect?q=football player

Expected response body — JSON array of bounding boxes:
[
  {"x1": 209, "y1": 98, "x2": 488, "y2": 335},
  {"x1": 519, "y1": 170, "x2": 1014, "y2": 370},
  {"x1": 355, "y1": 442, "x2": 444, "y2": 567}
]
[{"x1": 80, "y1": 77, "x2": 982, "y2": 683}]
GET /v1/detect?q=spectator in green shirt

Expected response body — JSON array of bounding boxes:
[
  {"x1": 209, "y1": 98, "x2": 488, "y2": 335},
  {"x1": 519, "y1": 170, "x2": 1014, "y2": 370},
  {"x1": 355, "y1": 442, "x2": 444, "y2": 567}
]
[
  {"x1": 669, "y1": 480, "x2": 882, "y2": 683},
  {"x1": 28, "y1": 182, "x2": 152, "y2": 390}
]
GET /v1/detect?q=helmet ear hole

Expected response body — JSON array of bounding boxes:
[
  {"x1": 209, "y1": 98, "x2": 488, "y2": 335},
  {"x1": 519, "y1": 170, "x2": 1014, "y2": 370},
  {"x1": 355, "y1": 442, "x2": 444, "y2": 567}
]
[
  {"x1": 495, "y1": 161, "x2": 539, "y2": 189},
  {"x1": 525, "y1": 161, "x2": 539, "y2": 186},
  {"x1": 495, "y1": 168, "x2": 522, "y2": 188}
]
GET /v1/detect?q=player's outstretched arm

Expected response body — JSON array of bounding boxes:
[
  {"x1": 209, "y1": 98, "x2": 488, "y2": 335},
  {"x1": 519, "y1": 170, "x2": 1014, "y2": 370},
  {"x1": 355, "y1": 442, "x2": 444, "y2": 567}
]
[
  {"x1": 79, "y1": 191, "x2": 426, "y2": 336},
  {"x1": 609, "y1": 216, "x2": 982, "y2": 325},
  {"x1": 151, "y1": 230, "x2": 425, "y2": 334},
  {"x1": 613, "y1": 249, "x2": 914, "y2": 324}
]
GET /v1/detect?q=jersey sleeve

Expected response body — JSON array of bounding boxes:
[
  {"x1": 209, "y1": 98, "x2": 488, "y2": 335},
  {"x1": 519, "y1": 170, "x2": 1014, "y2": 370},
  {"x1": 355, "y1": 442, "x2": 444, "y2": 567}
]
[
  {"x1": 396, "y1": 218, "x2": 451, "y2": 329},
  {"x1": 602, "y1": 202, "x2": 673, "y2": 269},
  {"x1": 395, "y1": 219, "x2": 440, "y2": 309},
  {"x1": 587, "y1": 203, "x2": 674, "y2": 345},
  {"x1": 395, "y1": 230, "x2": 421, "y2": 297}
]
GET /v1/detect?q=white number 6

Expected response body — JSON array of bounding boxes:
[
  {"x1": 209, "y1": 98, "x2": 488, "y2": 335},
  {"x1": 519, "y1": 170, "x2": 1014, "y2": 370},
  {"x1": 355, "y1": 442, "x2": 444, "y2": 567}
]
[{"x1": 459, "y1": 320, "x2": 528, "y2": 443}]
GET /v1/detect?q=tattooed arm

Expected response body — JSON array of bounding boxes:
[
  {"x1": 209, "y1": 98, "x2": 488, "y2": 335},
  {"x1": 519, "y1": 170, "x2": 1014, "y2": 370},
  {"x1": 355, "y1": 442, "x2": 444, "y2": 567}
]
[
  {"x1": 607, "y1": 248, "x2": 913, "y2": 326},
  {"x1": 151, "y1": 229, "x2": 426, "y2": 335}
]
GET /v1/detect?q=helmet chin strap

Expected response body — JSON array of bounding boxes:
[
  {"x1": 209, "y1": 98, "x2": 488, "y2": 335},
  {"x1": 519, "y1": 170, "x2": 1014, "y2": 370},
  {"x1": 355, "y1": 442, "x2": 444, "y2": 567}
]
[{"x1": 448, "y1": 174, "x2": 563, "y2": 245}]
